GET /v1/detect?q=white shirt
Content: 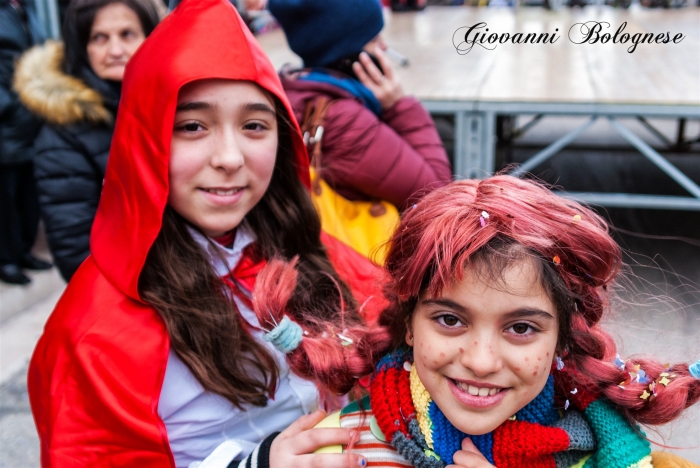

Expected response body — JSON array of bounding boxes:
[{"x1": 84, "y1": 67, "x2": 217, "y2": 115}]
[{"x1": 158, "y1": 226, "x2": 319, "y2": 468}]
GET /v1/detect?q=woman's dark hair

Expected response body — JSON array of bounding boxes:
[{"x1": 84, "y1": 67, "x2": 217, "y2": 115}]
[
  {"x1": 137, "y1": 102, "x2": 384, "y2": 409},
  {"x1": 63, "y1": 0, "x2": 160, "y2": 77}
]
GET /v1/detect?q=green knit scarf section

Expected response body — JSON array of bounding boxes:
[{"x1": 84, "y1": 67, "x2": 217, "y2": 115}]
[{"x1": 583, "y1": 399, "x2": 651, "y2": 468}]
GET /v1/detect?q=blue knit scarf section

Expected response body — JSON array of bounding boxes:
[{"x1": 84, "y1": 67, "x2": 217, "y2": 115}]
[
  {"x1": 427, "y1": 375, "x2": 559, "y2": 465},
  {"x1": 301, "y1": 69, "x2": 382, "y2": 116}
]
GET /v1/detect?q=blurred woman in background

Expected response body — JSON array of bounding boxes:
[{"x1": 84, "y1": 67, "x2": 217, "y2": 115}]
[{"x1": 15, "y1": 0, "x2": 160, "y2": 281}]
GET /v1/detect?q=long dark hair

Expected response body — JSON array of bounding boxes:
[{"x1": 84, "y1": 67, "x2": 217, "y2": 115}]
[
  {"x1": 138, "y1": 103, "x2": 365, "y2": 408},
  {"x1": 63, "y1": 0, "x2": 160, "y2": 77}
]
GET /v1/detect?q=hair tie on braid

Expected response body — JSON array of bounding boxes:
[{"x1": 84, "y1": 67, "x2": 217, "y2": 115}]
[
  {"x1": 264, "y1": 316, "x2": 303, "y2": 354},
  {"x1": 690, "y1": 360, "x2": 700, "y2": 379}
]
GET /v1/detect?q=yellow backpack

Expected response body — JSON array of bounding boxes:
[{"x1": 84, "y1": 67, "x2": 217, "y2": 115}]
[{"x1": 302, "y1": 97, "x2": 399, "y2": 265}]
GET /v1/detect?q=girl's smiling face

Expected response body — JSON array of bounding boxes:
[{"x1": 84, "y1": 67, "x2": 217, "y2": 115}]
[
  {"x1": 408, "y1": 257, "x2": 559, "y2": 435},
  {"x1": 168, "y1": 79, "x2": 278, "y2": 237}
]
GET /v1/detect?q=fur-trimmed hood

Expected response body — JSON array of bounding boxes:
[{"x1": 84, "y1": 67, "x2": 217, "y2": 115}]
[{"x1": 14, "y1": 40, "x2": 112, "y2": 126}]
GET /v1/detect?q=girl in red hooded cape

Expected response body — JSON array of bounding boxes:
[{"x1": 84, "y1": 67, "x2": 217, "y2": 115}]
[{"x1": 28, "y1": 1, "x2": 390, "y2": 466}]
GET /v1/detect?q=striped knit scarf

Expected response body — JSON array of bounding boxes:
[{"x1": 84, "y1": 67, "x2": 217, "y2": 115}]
[{"x1": 369, "y1": 348, "x2": 653, "y2": 468}]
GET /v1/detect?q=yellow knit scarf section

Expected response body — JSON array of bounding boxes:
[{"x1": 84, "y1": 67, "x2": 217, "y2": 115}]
[
  {"x1": 410, "y1": 364, "x2": 434, "y2": 450},
  {"x1": 630, "y1": 456, "x2": 654, "y2": 468}
]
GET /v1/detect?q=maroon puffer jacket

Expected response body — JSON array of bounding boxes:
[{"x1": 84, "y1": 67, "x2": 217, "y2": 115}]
[{"x1": 281, "y1": 73, "x2": 452, "y2": 211}]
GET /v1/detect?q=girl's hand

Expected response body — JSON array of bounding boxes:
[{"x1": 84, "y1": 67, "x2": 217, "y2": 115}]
[
  {"x1": 269, "y1": 410, "x2": 367, "y2": 468},
  {"x1": 352, "y1": 49, "x2": 405, "y2": 111},
  {"x1": 447, "y1": 438, "x2": 496, "y2": 468}
]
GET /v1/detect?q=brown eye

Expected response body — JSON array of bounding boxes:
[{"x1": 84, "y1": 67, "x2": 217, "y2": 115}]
[
  {"x1": 90, "y1": 33, "x2": 107, "y2": 44},
  {"x1": 183, "y1": 123, "x2": 201, "y2": 132},
  {"x1": 438, "y1": 315, "x2": 460, "y2": 327},
  {"x1": 512, "y1": 323, "x2": 530, "y2": 334},
  {"x1": 243, "y1": 122, "x2": 266, "y2": 131}
]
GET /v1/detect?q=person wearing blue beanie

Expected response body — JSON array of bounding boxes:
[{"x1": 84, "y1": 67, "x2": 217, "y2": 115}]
[
  {"x1": 268, "y1": 0, "x2": 384, "y2": 67},
  {"x1": 268, "y1": 0, "x2": 452, "y2": 214}
]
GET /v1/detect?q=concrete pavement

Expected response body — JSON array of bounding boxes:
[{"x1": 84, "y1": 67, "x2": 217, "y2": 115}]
[{"x1": 0, "y1": 266, "x2": 63, "y2": 468}]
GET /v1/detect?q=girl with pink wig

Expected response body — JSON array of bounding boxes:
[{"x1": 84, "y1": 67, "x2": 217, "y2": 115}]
[{"x1": 271, "y1": 176, "x2": 700, "y2": 467}]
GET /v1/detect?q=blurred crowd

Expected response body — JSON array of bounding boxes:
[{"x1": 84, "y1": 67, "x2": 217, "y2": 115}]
[{"x1": 0, "y1": 0, "x2": 452, "y2": 285}]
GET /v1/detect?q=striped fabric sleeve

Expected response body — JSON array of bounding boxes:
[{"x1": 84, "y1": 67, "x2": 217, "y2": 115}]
[
  {"x1": 229, "y1": 432, "x2": 280, "y2": 468},
  {"x1": 339, "y1": 403, "x2": 413, "y2": 467}
]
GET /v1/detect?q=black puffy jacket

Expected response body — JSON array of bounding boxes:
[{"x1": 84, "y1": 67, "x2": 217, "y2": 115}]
[
  {"x1": 0, "y1": 0, "x2": 43, "y2": 165},
  {"x1": 15, "y1": 41, "x2": 118, "y2": 281}
]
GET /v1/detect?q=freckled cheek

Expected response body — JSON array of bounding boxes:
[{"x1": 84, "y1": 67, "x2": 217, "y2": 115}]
[
  {"x1": 432, "y1": 343, "x2": 456, "y2": 366},
  {"x1": 511, "y1": 353, "x2": 545, "y2": 383},
  {"x1": 514, "y1": 346, "x2": 556, "y2": 390},
  {"x1": 510, "y1": 367, "x2": 548, "y2": 411},
  {"x1": 425, "y1": 348, "x2": 451, "y2": 368},
  {"x1": 415, "y1": 339, "x2": 453, "y2": 369},
  {"x1": 415, "y1": 364, "x2": 445, "y2": 398}
]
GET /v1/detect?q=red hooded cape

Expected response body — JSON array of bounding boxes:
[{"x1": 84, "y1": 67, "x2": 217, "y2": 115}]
[{"x1": 28, "y1": 1, "x2": 385, "y2": 466}]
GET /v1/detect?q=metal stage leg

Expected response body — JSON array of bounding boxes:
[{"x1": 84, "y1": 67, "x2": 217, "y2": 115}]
[
  {"x1": 511, "y1": 116, "x2": 700, "y2": 210},
  {"x1": 676, "y1": 118, "x2": 686, "y2": 149},
  {"x1": 513, "y1": 114, "x2": 544, "y2": 138},
  {"x1": 454, "y1": 111, "x2": 495, "y2": 180},
  {"x1": 560, "y1": 118, "x2": 700, "y2": 210},
  {"x1": 636, "y1": 117, "x2": 673, "y2": 148},
  {"x1": 509, "y1": 116, "x2": 598, "y2": 177},
  {"x1": 608, "y1": 117, "x2": 700, "y2": 199}
]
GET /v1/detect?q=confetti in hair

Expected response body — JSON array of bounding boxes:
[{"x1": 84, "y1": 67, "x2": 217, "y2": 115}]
[
  {"x1": 479, "y1": 211, "x2": 490, "y2": 227},
  {"x1": 379, "y1": 176, "x2": 700, "y2": 426}
]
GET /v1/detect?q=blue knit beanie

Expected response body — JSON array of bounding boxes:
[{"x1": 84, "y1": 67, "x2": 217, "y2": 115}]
[{"x1": 268, "y1": 0, "x2": 384, "y2": 67}]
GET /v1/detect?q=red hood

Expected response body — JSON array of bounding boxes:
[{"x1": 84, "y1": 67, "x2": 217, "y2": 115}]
[{"x1": 90, "y1": 0, "x2": 310, "y2": 300}]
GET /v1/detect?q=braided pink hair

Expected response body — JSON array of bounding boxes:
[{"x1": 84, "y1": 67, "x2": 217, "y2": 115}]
[
  {"x1": 379, "y1": 176, "x2": 700, "y2": 425},
  {"x1": 252, "y1": 257, "x2": 391, "y2": 406}
]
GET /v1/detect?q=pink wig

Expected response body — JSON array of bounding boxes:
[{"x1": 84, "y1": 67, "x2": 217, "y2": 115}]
[{"x1": 379, "y1": 176, "x2": 700, "y2": 426}]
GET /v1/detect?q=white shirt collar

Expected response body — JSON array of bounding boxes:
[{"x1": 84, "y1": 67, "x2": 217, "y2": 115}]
[{"x1": 186, "y1": 224, "x2": 257, "y2": 277}]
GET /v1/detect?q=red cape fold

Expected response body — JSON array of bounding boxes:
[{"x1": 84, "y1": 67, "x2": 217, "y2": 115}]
[{"x1": 28, "y1": 0, "x2": 385, "y2": 465}]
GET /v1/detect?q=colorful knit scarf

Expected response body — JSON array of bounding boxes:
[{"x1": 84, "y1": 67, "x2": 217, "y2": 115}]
[{"x1": 369, "y1": 348, "x2": 654, "y2": 468}]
